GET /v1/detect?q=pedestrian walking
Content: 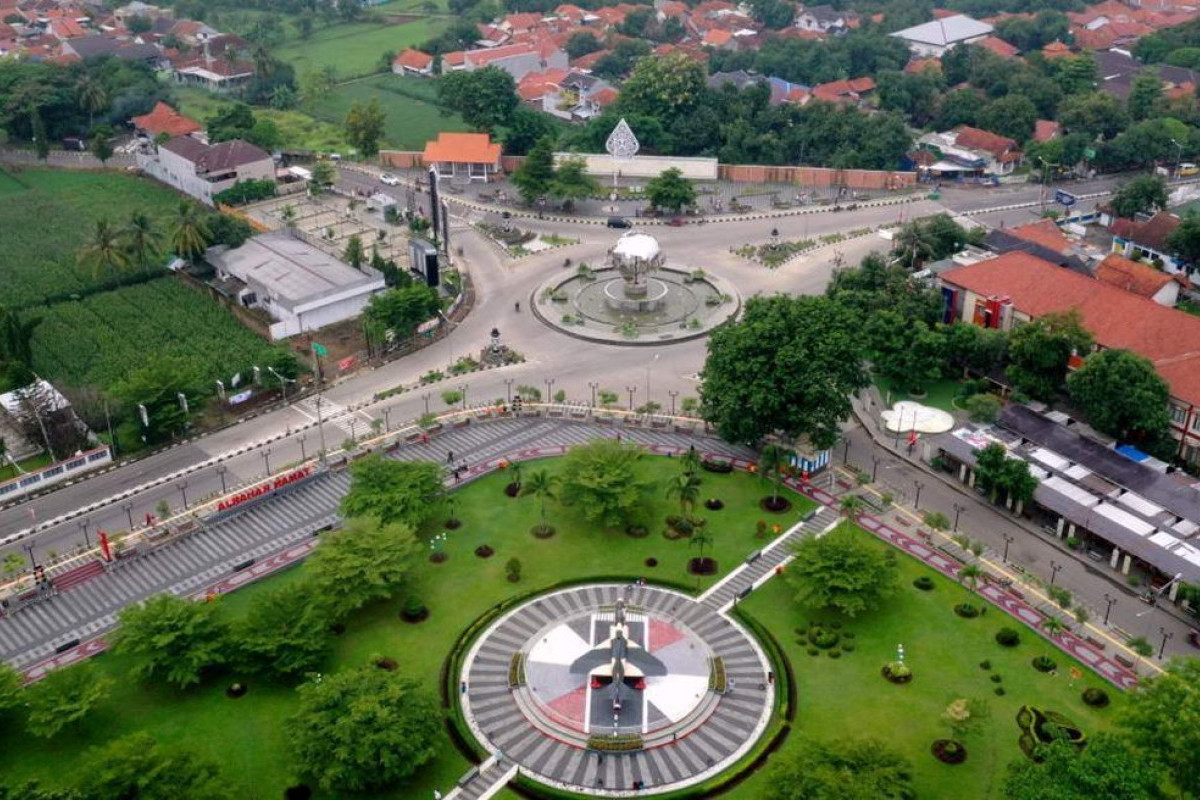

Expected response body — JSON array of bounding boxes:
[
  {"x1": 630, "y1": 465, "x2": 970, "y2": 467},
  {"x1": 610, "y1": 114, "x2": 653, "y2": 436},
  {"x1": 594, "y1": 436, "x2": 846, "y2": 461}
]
[{"x1": 447, "y1": 450, "x2": 454, "y2": 464}]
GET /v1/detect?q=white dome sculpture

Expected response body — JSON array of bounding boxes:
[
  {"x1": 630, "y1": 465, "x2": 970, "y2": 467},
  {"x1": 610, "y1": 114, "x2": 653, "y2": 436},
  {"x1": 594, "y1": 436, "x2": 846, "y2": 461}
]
[{"x1": 612, "y1": 231, "x2": 661, "y2": 263}]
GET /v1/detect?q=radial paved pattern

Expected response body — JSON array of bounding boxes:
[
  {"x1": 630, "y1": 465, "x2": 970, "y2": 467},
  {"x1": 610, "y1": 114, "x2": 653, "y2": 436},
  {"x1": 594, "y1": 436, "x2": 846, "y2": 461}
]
[
  {"x1": 462, "y1": 583, "x2": 773, "y2": 795},
  {"x1": 1, "y1": 418, "x2": 752, "y2": 670}
]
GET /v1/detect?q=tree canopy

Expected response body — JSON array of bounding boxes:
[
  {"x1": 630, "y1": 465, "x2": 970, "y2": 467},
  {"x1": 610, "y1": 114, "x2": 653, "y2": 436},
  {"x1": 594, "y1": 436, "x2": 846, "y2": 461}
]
[
  {"x1": 82, "y1": 733, "x2": 234, "y2": 800},
  {"x1": 764, "y1": 736, "x2": 915, "y2": 800},
  {"x1": 340, "y1": 455, "x2": 443, "y2": 528},
  {"x1": 289, "y1": 666, "x2": 441, "y2": 793},
  {"x1": 1110, "y1": 175, "x2": 1168, "y2": 219},
  {"x1": 113, "y1": 593, "x2": 228, "y2": 688},
  {"x1": 25, "y1": 661, "x2": 111, "y2": 738},
  {"x1": 645, "y1": 167, "x2": 696, "y2": 212},
  {"x1": 701, "y1": 294, "x2": 869, "y2": 448},
  {"x1": 785, "y1": 523, "x2": 898, "y2": 617},
  {"x1": 1119, "y1": 658, "x2": 1200, "y2": 798},
  {"x1": 363, "y1": 284, "x2": 441, "y2": 337},
  {"x1": 234, "y1": 581, "x2": 332, "y2": 678},
  {"x1": 559, "y1": 438, "x2": 650, "y2": 529},
  {"x1": 304, "y1": 515, "x2": 420, "y2": 621},
  {"x1": 436, "y1": 67, "x2": 518, "y2": 133},
  {"x1": 1006, "y1": 310, "x2": 1093, "y2": 401},
  {"x1": 1003, "y1": 734, "x2": 1165, "y2": 800},
  {"x1": 1067, "y1": 349, "x2": 1171, "y2": 451}
]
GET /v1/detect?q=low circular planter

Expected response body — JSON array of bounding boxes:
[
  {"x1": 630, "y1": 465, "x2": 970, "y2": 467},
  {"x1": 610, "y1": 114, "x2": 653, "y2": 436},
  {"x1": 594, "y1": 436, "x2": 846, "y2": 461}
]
[
  {"x1": 644, "y1": 557, "x2": 658, "y2": 568},
  {"x1": 226, "y1": 683, "x2": 247, "y2": 699},
  {"x1": 531, "y1": 524, "x2": 556, "y2": 539},
  {"x1": 931, "y1": 739, "x2": 967, "y2": 765},
  {"x1": 913, "y1": 576, "x2": 935, "y2": 591},
  {"x1": 475, "y1": 545, "x2": 495, "y2": 559},
  {"x1": 881, "y1": 662, "x2": 913, "y2": 684},
  {"x1": 1081, "y1": 687, "x2": 1110, "y2": 708},
  {"x1": 688, "y1": 557, "x2": 718, "y2": 575},
  {"x1": 759, "y1": 496, "x2": 793, "y2": 514},
  {"x1": 374, "y1": 657, "x2": 398, "y2": 671},
  {"x1": 704, "y1": 498, "x2": 724, "y2": 511},
  {"x1": 505, "y1": 483, "x2": 521, "y2": 498},
  {"x1": 507, "y1": 573, "x2": 521, "y2": 583},
  {"x1": 401, "y1": 603, "x2": 429, "y2": 623},
  {"x1": 445, "y1": 518, "x2": 462, "y2": 530},
  {"x1": 954, "y1": 603, "x2": 980, "y2": 618},
  {"x1": 625, "y1": 524, "x2": 649, "y2": 538},
  {"x1": 430, "y1": 552, "x2": 449, "y2": 564},
  {"x1": 1031, "y1": 656, "x2": 1058, "y2": 673}
]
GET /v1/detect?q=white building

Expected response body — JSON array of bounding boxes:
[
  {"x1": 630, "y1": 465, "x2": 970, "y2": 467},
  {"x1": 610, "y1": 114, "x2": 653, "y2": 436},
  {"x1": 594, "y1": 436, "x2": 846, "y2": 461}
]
[
  {"x1": 890, "y1": 14, "x2": 993, "y2": 56},
  {"x1": 205, "y1": 232, "x2": 386, "y2": 340},
  {"x1": 136, "y1": 135, "x2": 275, "y2": 206}
]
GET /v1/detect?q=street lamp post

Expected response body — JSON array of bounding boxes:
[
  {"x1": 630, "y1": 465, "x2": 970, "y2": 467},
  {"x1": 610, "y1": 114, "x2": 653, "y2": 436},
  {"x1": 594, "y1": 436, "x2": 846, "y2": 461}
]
[
  {"x1": 79, "y1": 519, "x2": 91, "y2": 548},
  {"x1": 383, "y1": 408, "x2": 391, "y2": 432},
  {"x1": 1103, "y1": 593, "x2": 1117, "y2": 626},
  {"x1": 645, "y1": 354, "x2": 659, "y2": 409},
  {"x1": 1171, "y1": 138, "x2": 1184, "y2": 175},
  {"x1": 1001, "y1": 532, "x2": 1014, "y2": 563},
  {"x1": 587, "y1": 381, "x2": 598, "y2": 407},
  {"x1": 23, "y1": 543, "x2": 35, "y2": 569},
  {"x1": 315, "y1": 395, "x2": 328, "y2": 461},
  {"x1": 843, "y1": 438, "x2": 851, "y2": 464},
  {"x1": 1158, "y1": 627, "x2": 1174, "y2": 660},
  {"x1": 626, "y1": 385, "x2": 637, "y2": 411},
  {"x1": 177, "y1": 482, "x2": 189, "y2": 510},
  {"x1": 460, "y1": 383, "x2": 468, "y2": 410},
  {"x1": 299, "y1": 436, "x2": 307, "y2": 461},
  {"x1": 262, "y1": 448, "x2": 272, "y2": 475},
  {"x1": 871, "y1": 455, "x2": 881, "y2": 483},
  {"x1": 422, "y1": 393, "x2": 431, "y2": 415},
  {"x1": 216, "y1": 466, "x2": 228, "y2": 493},
  {"x1": 1049, "y1": 559, "x2": 1062, "y2": 585},
  {"x1": 544, "y1": 378, "x2": 555, "y2": 404},
  {"x1": 123, "y1": 502, "x2": 134, "y2": 529},
  {"x1": 953, "y1": 503, "x2": 966, "y2": 532},
  {"x1": 668, "y1": 390, "x2": 678, "y2": 416},
  {"x1": 913, "y1": 480, "x2": 925, "y2": 510}
]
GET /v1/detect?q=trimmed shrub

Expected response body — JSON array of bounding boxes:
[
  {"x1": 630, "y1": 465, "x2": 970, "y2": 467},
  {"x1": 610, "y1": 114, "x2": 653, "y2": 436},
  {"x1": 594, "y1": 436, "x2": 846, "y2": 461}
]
[
  {"x1": 842, "y1": 643, "x2": 855, "y2": 652},
  {"x1": 807, "y1": 647, "x2": 820, "y2": 656},
  {"x1": 991, "y1": 674, "x2": 1003, "y2": 683},
  {"x1": 913, "y1": 576, "x2": 935, "y2": 591},
  {"x1": 1081, "y1": 687, "x2": 1110, "y2": 708},
  {"x1": 827, "y1": 649, "x2": 842, "y2": 658},
  {"x1": 995, "y1": 687, "x2": 1007, "y2": 696},
  {"x1": 980, "y1": 660, "x2": 992, "y2": 670},
  {"x1": 955, "y1": 603, "x2": 980, "y2": 618},
  {"x1": 1032, "y1": 655, "x2": 1058, "y2": 673},
  {"x1": 996, "y1": 628, "x2": 1021, "y2": 647}
]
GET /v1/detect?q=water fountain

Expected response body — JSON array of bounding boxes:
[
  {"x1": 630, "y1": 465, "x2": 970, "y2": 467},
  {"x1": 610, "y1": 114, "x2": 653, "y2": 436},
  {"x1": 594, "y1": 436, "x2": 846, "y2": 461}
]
[{"x1": 532, "y1": 230, "x2": 739, "y2": 344}]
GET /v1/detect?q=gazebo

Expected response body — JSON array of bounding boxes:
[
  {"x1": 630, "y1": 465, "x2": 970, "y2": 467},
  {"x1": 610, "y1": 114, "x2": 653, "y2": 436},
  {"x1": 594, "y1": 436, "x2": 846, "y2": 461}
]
[{"x1": 422, "y1": 132, "x2": 502, "y2": 183}]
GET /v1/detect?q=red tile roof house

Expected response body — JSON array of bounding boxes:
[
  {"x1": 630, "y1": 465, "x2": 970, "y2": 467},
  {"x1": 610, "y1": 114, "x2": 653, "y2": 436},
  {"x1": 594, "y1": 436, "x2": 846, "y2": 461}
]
[
  {"x1": 136, "y1": 135, "x2": 274, "y2": 206},
  {"x1": 392, "y1": 48, "x2": 434, "y2": 76},
  {"x1": 443, "y1": 41, "x2": 568, "y2": 81},
  {"x1": 939, "y1": 251, "x2": 1200, "y2": 465},
  {"x1": 1111, "y1": 211, "x2": 1185, "y2": 275},
  {"x1": 131, "y1": 101, "x2": 202, "y2": 139},
  {"x1": 1095, "y1": 252, "x2": 1184, "y2": 306},
  {"x1": 810, "y1": 76, "x2": 876, "y2": 106},
  {"x1": 423, "y1": 132, "x2": 502, "y2": 182},
  {"x1": 916, "y1": 125, "x2": 1022, "y2": 176}
]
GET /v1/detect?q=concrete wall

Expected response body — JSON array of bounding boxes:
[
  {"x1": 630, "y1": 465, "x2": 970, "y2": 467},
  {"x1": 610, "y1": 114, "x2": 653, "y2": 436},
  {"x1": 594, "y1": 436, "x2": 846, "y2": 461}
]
[
  {"x1": 0, "y1": 446, "x2": 112, "y2": 503},
  {"x1": 139, "y1": 147, "x2": 216, "y2": 204},
  {"x1": 553, "y1": 153, "x2": 719, "y2": 180},
  {"x1": 265, "y1": 284, "x2": 384, "y2": 340}
]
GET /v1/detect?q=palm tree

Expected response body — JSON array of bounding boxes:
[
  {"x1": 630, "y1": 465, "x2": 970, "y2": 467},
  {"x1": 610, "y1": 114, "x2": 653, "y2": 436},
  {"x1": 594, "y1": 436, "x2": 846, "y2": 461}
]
[
  {"x1": 521, "y1": 469, "x2": 560, "y2": 532},
  {"x1": 759, "y1": 444, "x2": 791, "y2": 504},
  {"x1": 958, "y1": 563, "x2": 983, "y2": 594},
  {"x1": 0, "y1": 306, "x2": 40, "y2": 368},
  {"x1": 690, "y1": 527, "x2": 714, "y2": 567},
  {"x1": 75, "y1": 74, "x2": 108, "y2": 128},
  {"x1": 123, "y1": 212, "x2": 161, "y2": 273},
  {"x1": 168, "y1": 201, "x2": 211, "y2": 264},
  {"x1": 839, "y1": 494, "x2": 865, "y2": 519},
  {"x1": 78, "y1": 219, "x2": 131, "y2": 280},
  {"x1": 250, "y1": 42, "x2": 276, "y2": 80},
  {"x1": 665, "y1": 473, "x2": 702, "y2": 517},
  {"x1": 679, "y1": 445, "x2": 700, "y2": 477},
  {"x1": 1042, "y1": 616, "x2": 1066, "y2": 638}
]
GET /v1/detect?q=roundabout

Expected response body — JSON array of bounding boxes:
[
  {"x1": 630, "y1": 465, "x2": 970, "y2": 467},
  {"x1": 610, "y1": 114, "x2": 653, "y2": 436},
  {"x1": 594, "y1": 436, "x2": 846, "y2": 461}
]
[{"x1": 460, "y1": 582, "x2": 774, "y2": 795}]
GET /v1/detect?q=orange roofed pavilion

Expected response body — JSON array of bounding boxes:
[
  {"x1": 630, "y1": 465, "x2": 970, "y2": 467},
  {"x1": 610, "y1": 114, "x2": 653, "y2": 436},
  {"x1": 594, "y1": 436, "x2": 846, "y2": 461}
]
[
  {"x1": 131, "y1": 102, "x2": 202, "y2": 139},
  {"x1": 422, "y1": 132, "x2": 503, "y2": 182}
]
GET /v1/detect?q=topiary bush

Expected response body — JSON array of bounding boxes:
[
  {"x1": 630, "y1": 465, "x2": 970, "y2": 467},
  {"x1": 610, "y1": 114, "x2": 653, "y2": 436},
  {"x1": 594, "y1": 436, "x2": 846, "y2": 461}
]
[
  {"x1": 955, "y1": 602, "x2": 980, "y2": 618},
  {"x1": 991, "y1": 674, "x2": 1003, "y2": 683},
  {"x1": 1081, "y1": 687, "x2": 1110, "y2": 708},
  {"x1": 828, "y1": 649, "x2": 842, "y2": 658},
  {"x1": 843, "y1": 643, "x2": 855, "y2": 652},
  {"x1": 979, "y1": 660, "x2": 992, "y2": 670},
  {"x1": 809, "y1": 627, "x2": 841, "y2": 649},
  {"x1": 996, "y1": 628, "x2": 1021, "y2": 647},
  {"x1": 1032, "y1": 655, "x2": 1058, "y2": 673},
  {"x1": 913, "y1": 576, "x2": 935, "y2": 591},
  {"x1": 995, "y1": 686, "x2": 1007, "y2": 696},
  {"x1": 807, "y1": 647, "x2": 820, "y2": 656}
]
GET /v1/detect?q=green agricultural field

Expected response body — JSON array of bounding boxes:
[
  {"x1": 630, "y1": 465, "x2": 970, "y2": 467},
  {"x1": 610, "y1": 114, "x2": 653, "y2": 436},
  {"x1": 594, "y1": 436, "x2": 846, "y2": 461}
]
[
  {"x1": 733, "y1": 531, "x2": 1126, "y2": 800},
  {"x1": 31, "y1": 278, "x2": 282, "y2": 393},
  {"x1": 0, "y1": 457, "x2": 814, "y2": 798},
  {"x1": 275, "y1": 17, "x2": 446, "y2": 79},
  {"x1": 0, "y1": 168, "x2": 183, "y2": 308},
  {"x1": 309, "y1": 74, "x2": 471, "y2": 151},
  {"x1": 172, "y1": 86, "x2": 351, "y2": 154}
]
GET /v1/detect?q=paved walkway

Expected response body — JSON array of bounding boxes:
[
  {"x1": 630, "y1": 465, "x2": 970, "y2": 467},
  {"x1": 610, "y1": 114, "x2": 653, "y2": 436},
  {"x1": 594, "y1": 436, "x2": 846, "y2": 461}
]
[{"x1": 11, "y1": 419, "x2": 751, "y2": 677}]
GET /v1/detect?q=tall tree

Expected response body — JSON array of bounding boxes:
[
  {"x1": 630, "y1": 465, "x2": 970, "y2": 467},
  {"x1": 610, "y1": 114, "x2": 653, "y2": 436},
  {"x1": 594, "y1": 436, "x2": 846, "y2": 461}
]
[
  {"x1": 510, "y1": 135, "x2": 556, "y2": 204},
  {"x1": 436, "y1": 67, "x2": 518, "y2": 133},
  {"x1": 344, "y1": 98, "x2": 386, "y2": 157},
  {"x1": 645, "y1": 167, "x2": 696, "y2": 213},
  {"x1": 339, "y1": 456, "x2": 443, "y2": 528},
  {"x1": 89, "y1": 123, "x2": 114, "y2": 166},
  {"x1": 1119, "y1": 659, "x2": 1200, "y2": 798},
  {"x1": 1110, "y1": 175, "x2": 1168, "y2": 219},
  {"x1": 1003, "y1": 734, "x2": 1165, "y2": 800},
  {"x1": 75, "y1": 73, "x2": 108, "y2": 127},
  {"x1": 343, "y1": 233, "x2": 365, "y2": 270},
  {"x1": 618, "y1": 52, "x2": 707, "y2": 120},
  {"x1": 0, "y1": 662, "x2": 21, "y2": 716},
  {"x1": 305, "y1": 516, "x2": 420, "y2": 620},
  {"x1": 77, "y1": 219, "x2": 131, "y2": 280},
  {"x1": 1127, "y1": 70, "x2": 1164, "y2": 121},
  {"x1": 168, "y1": 201, "x2": 212, "y2": 264},
  {"x1": 664, "y1": 472, "x2": 702, "y2": 516},
  {"x1": 1006, "y1": 310, "x2": 1093, "y2": 401},
  {"x1": 765, "y1": 736, "x2": 915, "y2": 800},
  {"x1": 550, "y1": 155, "x2": 599, "y2": 210},
  {"x1": 785, "y1": 523, "x2": 898, "y2": 617},
  {"x1": 110, "y1": 354, "x2": 203, "y2": 443},
  {"x1": 701, "y1": 295, "x2": 869, "y2": 447},
  {"x1": 25, "y1": 661, "x2": 112, "y2": 738},
  {"x1": 123, "y1": 211, "x2": 161, "y2": 272},
  {"x1": 114, "y1": 593, "x2": 229, "y2": 688},
  {"x1": 1067, "y1": 349, "x2": 1171, "y2": 448},
  {"x1": 234, "y1": 581, "x2": 332, "y2": 678},
  {"x1": 289, "y1": 667, "x2": 441, "y2": 793},
  {"x1": 559, "y1": 438, "x2": 650, "y2": 529},
  {"x1": 82, "y1": 733, "x2": 234, "y2": 800},
  {"x1": 1167, "y1": 209, "x2": 1200, "y2": 269},
  {"x1": 521, "y1": 468, "x2": 560, "y2": 532},
  {"x1": 977, "y1": 94, "x2": 1038, "y2": 142},
  {"x1": 363, "y1": 284, "x2": 441, "y2": 336}
]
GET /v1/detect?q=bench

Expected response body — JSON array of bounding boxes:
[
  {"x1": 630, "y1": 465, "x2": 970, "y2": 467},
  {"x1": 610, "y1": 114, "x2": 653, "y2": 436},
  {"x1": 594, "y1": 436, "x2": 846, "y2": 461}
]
[
  {"x1": 745, "y1": 550, "x2": 762, "y2": 564},
  {"x1": 457, "y1": 767, "x2": 481, "y2": 787},
  {"x1": 1085, "y1": 636, "x2": 1107, "y2": 651},
  {"x1": 1114, "y1": 653, "x2": 1135, "y2": 669}
]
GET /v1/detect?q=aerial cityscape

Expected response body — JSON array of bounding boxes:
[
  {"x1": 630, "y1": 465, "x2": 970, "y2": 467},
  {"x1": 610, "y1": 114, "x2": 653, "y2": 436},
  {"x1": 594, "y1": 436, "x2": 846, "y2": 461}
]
[{"x1": 2, "y1": 0, "x2": 1200, "y2": 796}]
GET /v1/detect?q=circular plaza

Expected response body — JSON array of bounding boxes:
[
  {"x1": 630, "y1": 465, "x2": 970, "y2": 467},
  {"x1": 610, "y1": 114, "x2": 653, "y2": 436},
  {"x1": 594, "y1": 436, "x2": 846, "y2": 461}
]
[{"x1": 460, "y1": 583, "x2": 774, "y2": 795}]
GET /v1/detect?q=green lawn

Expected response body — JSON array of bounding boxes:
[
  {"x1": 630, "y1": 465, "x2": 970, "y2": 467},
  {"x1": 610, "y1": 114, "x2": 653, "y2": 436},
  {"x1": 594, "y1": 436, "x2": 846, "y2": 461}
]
[
  {"x1": 0, "y1": 457, "x2": 814, "y2": 799},
  {"x1": 875, "y1": 376, "x2": 967, "y2": 414},
  {"x1": 730, "y1": 528, "x2": 1127, "y2": 800},
  {"x1": 0, "y1": 452, "x2": 55, "y2": 483},
  {"x1": 172, "y1": 86, "x2": 351, "y2": 154},
  {"x1": 275, "y1": 18, "x2": 446, "y2": 79},
  {"x1": 309, "y1": 74, "x2": 472, "y2": 151},
  {"x1": 1180, "y1": 298, "x2": 1200, "y2": 318}
]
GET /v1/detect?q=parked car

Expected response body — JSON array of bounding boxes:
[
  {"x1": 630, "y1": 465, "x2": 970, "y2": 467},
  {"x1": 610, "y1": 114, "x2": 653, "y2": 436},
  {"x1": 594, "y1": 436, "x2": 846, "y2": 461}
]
[
  {"x1": 606, "y1": 217, "x2": 631, "y2": 228},
  {"x1": 380, "y1": 173, "x2": 400, "y2": 186},
  {"x1": 1180, "y1": 162, "x2": 1199, "y2": 177},
  {"x1": 667, "y1": 217, "x2": 685, "y2": 227}
]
